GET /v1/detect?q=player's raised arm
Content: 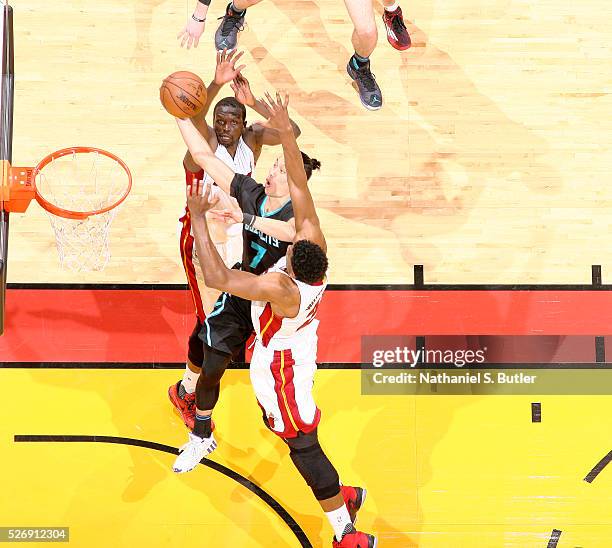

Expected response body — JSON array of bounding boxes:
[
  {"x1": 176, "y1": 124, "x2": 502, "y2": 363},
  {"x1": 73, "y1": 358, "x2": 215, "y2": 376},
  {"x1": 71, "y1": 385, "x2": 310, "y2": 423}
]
[
  {"x1": 187, "y1": 181, "x2": 296, "y2": 311},
  {"x1": 231, "y1": 75, "x2": 301, "y2": 146},
  {"x1": 176, "y1": 117, "x2": 235, "y2": 195},
  {"x1": 261, "y1": 92, "x2": 326, "y2": 252},
  {"x1": 202, "y1": 50, "x2": 246, "y2": 121}
]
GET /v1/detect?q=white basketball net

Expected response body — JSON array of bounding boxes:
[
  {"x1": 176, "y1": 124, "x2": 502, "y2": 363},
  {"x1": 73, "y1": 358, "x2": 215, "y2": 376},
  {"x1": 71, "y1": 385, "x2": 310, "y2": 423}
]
[{"x1": 35, "y1": 150, "x2": 129, "y2": 272}]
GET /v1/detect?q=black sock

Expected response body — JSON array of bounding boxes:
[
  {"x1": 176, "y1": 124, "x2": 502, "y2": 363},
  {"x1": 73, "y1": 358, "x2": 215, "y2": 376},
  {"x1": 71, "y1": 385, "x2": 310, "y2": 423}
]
[
  {"x1": 229, "y1": 2, "x2": 246, "y2": 16},
  {"x1": 350, "y1": 53, "x2": 369, "y2": 70},
  {"x1": 193, "y1": 414, "x2": 212, "y2": 438}
]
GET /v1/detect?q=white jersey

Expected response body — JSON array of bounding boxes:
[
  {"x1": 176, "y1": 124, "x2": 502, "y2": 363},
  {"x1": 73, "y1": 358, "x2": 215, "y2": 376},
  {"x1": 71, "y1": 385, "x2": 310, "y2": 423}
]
[
  {"x1": 249, "y1": 256, "x2": 327, "y2": 438},
  {"x1": 203, "y1": 135, "x2": 255, "y2": 186},
  {"x1": 251, "y1": 256, "x2": 327, "y2": 353}
]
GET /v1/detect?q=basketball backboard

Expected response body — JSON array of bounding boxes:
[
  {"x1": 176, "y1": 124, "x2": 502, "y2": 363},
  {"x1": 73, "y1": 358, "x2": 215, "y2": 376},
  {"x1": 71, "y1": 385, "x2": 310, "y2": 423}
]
[{"x1": 0, "y1": 0, "x2": 14, "y2": 335}]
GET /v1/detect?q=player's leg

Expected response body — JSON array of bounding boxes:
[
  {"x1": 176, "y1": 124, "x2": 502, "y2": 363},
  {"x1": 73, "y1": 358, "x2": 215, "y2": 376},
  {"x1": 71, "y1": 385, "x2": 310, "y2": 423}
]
[
  {"x1": 170, "y1": 164, "x2": 208, "y2": 427},
  {"x1": 381, "y1": 0, "x2": 411, "y2": 51},
  {"x1": 168, "y1": 320, "x2": 204, "y2": 429},
  {"x1": 215, "y1": 0, "x2": 263, "y2": 51},
  {"x1": 344, "y1": 0, "x2": 383, "y2": 111},
  {"x1": 173, "y1": 294, "x2": 253, "y2": 473},
  {"x1": 251, "y1": 349, "x2": 377, "y2": 546},
  {"x1": 286, "y1": 431, "x2": 376, "y2": 547}
]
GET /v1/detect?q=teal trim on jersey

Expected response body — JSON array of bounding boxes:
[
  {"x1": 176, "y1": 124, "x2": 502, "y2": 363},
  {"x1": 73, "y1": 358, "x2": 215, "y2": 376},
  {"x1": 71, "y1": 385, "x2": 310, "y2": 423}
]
[
  {"x1": 259, "y1": 196, "x2": 291, "y2": 218},
  {"x1": 204, "y1": 293, "x2": 228, "y2": 347}
]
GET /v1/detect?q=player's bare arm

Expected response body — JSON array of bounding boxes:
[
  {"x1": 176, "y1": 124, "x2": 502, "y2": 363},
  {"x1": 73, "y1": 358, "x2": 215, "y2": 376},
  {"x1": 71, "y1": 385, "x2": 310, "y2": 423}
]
[
  {"x1": 231, "y1": 75, "x2": 301, "y2": 152},
  {"x1": 176, "y1": 118, "x2": 235, "y2": 195},
  {"x1": 209, "y1": 207, "x2": 296, "y2": 242},
  {"x1": 188, "y1": 181, "x2": 299, "y2": 315},
  {"x1": 262, "y1": 92, "x2": 326, "y2": 252},
  {"x1": 177, "y1": 0, "x2": 210, "y2": 49}
]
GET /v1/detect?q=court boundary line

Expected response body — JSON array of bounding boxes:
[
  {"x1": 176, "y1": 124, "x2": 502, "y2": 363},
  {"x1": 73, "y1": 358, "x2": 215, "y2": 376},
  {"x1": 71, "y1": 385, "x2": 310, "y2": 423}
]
[
  {"x1": 1, "y1": 362, "x2": 611, "y2": 369},
  {"x1": 13, "y1": 434, "x2": 313, "y2": 548},
  {"x1": 6, "y1": 282, "x2": 612, "y2": 290}
]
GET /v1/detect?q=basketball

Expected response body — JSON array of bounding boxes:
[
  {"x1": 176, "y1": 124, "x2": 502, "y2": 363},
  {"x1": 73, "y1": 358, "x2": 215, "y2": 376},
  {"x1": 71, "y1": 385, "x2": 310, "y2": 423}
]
[{"x1": 159, "y1": 71, "x2": 207, "y2": 119}]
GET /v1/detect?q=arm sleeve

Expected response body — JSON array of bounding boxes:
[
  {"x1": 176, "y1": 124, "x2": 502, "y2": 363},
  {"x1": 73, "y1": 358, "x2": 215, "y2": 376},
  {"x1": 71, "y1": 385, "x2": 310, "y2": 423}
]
[{"x1": 230, "y1": 174, "x2": 263, "y2": 210}]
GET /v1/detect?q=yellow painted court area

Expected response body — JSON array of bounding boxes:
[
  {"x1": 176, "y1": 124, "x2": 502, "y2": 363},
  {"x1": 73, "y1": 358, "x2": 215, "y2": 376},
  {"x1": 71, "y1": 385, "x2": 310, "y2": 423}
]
[{"x1": 1, "y1": 369, "x2": 611, "y2": 546}]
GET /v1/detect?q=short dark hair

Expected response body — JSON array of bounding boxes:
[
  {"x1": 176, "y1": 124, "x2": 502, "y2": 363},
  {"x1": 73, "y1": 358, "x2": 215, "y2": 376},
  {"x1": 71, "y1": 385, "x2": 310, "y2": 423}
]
[
  {"x1": 214, "y1": 97, "x2": 247, "y2": 123},
  {"x1": 300, "y1": 151, "x2": 321, "y2": 181},
  {"x1": 291, "y1": 239, "x2": 328, "y2": 284}
]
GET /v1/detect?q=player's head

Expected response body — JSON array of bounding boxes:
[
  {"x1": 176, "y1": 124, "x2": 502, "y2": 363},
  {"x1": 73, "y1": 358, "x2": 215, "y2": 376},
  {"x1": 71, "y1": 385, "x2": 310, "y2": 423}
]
[
  {"x1": 286, "y1": 239, "x2": 328, "y2": 285},
  {"x1": 264, "y1": 152, "x2": 321, "y2": 197},
  {"x1": 213, "y1": 97, "x2": 247, "y2": 147}
]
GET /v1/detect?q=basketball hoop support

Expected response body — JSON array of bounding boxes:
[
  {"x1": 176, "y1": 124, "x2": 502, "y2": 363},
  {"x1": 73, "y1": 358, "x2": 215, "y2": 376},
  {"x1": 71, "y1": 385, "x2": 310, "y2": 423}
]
[{"x1": 2, "y1": 163, "x2": 35, "y2": 213}]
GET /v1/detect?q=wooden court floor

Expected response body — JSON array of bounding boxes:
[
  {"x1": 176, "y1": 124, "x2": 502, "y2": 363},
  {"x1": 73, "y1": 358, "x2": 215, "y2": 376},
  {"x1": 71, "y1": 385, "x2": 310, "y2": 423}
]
[
  {"x1": 2, "y1": 368, "x2": 612, "y2": 547},
  {"x1": 4, "y1": 0, "x2": 612, "y2": 285}
]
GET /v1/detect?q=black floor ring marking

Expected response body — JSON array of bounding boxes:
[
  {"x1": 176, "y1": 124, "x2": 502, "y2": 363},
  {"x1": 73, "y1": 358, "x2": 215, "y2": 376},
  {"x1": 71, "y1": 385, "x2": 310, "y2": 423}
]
[
  {"x1": 584, "y1": 449, "x2": 612, "y2": 483},
  {"x1": 547, "y1": 529, "x2": 561, "y2": 547},
  {"x1": 14, "y1": 434, "x2": 313, "y2": 548}
]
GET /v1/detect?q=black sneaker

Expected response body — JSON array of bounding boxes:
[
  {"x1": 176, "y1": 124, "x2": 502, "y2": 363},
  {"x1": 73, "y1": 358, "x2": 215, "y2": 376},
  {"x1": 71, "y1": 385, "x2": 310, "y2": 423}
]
[
  {"x1": 346, "y1": 59, "x2": 383, "y2": 111},
  {"x1": 215, "y1": 3, "x2": 246, "y2": 51}
]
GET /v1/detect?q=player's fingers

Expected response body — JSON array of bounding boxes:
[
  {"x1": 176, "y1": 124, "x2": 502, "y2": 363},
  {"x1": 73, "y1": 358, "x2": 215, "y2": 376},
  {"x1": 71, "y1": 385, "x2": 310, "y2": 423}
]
[
  {"x1": 233, "y1": 51, "x2": 244, "y2": 63},
  {"x1": 177, "y1": 29, "x2": 186, "y2": 40},
  {"x1": 194, "y1": 35, "x2": 200, "y2": 48},
  {"x1": 226, "y1": 49, "x2": 236, "y2": 61},
  {"x1": 216, "y1": 50, "x2": 221, "y2": 65},
  {"x1": 283, "y1": 91, "x2": 289, "y2": 107},
  {"x1": 235, "y1": 64, "x2": 246, "y2": 74}
]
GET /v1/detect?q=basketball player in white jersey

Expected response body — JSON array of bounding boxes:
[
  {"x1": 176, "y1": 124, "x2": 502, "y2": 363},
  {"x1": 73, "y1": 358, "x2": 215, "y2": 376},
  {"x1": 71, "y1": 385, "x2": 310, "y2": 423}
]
[
  {"x1": 174, "y1": 92, "x2": 377, "y2": 548},
  {"x1": 173, "y1": 49, "x2": 302, "y2": 429}
]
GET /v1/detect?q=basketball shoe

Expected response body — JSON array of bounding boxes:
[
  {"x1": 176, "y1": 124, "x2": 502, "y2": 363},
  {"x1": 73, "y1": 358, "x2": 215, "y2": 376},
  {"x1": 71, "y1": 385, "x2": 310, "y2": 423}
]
[
  {"x1": 382, "y1": 6, "x2": 411, "y2": 51},
  {"x1": 173, "y1": 432, "x2": 217, "y2": 473},
  {"x1": 341, "y1": 486, "x2": 367, "y2": 526},
  {"x1": 215, "y1": 3, "x2": 245, "y2": 51},
  {"x1": 346, "y1": 59, "x2": 383, "y2": 111},
  {"x1": 332, "y1": 526, "x2": 377, "y2": 548},
  {"x1": 168, "y1": 381, "x2": 196, "y2": 429}
]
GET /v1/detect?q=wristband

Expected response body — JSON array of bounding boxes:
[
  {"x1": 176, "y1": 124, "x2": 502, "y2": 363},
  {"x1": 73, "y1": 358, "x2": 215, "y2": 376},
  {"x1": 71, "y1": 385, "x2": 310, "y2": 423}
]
[
  {"x1": 192, "y1": 14, "x2": 206, "y2": 22},
  {"x1": 243, "y1": 213, "x2": 256, "y2": 227},
  {"x1": 198, "y1": 0, "x2": 212, "y2": 5}
]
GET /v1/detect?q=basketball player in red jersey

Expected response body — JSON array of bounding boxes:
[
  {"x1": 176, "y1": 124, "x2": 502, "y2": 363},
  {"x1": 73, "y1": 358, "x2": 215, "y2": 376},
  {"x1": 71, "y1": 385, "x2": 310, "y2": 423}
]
[
  {"x1": 208, "y1": 0, "x2": 410, "y2": 111},
  {"x1": 174, "y1": 91, "x2": 377, "y2": 548},
  {"x1": 173, "y1": 49, "x2": 302, "y2": 428}
]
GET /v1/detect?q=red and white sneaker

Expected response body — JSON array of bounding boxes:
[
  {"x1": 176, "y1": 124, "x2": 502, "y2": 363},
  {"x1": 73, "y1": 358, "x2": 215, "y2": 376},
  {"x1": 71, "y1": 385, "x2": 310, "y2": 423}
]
[
  {"x1": 382, "y1": 6, "x2": 411, "y2": 51},
  {"x1": 341, "y1": 485, "x2": 367, "y2": 526},
  {"x1": 332, "y1": 527, "x2": 377, "y2": 548},
  {"x1": 168, "y1": 381, "x2": 196, "y2": 430}
]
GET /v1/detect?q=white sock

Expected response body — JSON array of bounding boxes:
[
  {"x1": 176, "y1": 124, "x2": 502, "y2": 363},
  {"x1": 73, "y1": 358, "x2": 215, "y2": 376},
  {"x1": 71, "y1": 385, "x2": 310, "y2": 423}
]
[
  {"x1": 182, "y1": 365, "x2": 199, "y2": 394},
  {"x1": 325, "y1": 505, "x2": 352, "y2": 541},
  {"x1": 385, "y1": 1, "x2": 399, "y2": 11}
]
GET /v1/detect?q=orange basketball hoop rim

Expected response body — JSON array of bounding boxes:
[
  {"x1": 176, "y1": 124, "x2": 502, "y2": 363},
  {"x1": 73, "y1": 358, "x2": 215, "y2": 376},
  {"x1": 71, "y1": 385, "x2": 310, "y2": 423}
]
[
  {"x1": 1, "y1": 147, "x2": 132, "y2": 219},
  {"x1": 33, "y1": 147, "x2": 132, "y2": 220}
]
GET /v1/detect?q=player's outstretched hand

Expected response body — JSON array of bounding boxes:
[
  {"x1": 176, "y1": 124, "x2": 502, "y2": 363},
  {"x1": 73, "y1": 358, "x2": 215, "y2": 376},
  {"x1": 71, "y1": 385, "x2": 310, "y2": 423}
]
[
  {"x1": 177, "y1": 17, "x2": 206, "y2": 49},
  {"x1": 214, "y1": 49, "x2": 246, "y2": 86},
  {"x1": 208, "y1": 208, "x2": 243, "y2": 225},
  {"x1": 261, "y1": 91, "x2": 292, "y2": 134},
  {"x1": 230, "y1": 74, "x2": 255, "y2": 107},
  {"x1": 187, "y1": 181, "x2": 220, "y2": 217}
]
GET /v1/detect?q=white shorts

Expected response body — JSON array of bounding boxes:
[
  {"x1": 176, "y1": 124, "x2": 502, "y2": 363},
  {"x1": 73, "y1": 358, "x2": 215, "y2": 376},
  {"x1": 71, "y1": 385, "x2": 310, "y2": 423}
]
[{"x1": 249, "y1": 339, "x2": 321, "y2": 439}]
